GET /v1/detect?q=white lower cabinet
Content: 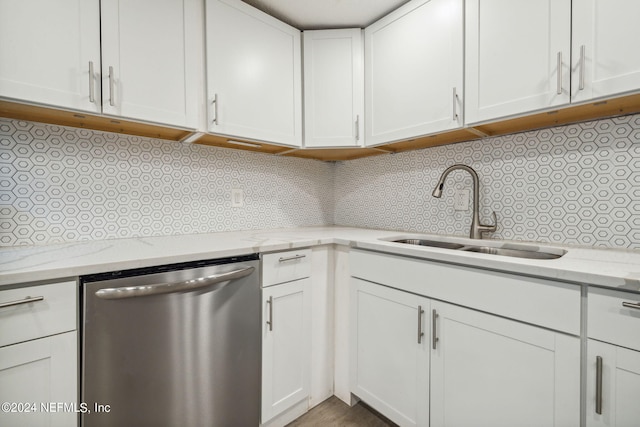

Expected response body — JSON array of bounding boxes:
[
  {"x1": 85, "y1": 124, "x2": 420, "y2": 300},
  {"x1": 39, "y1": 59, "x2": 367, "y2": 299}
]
[
  {"x1": 0, "y1": 332, "x2": 78, "y2": 427},
  {"x1": 0, "y1": 281, "x2": 78, "y2": 427},
  {"x1": 350, "y1": 278, "x2": 430, "y2": 427},
  {"x1": 430, "y1": 301, "x2": 580, "y2": 427},
  {"x1": 261, "y1": 277, "x2": 311, "y2": 423},
  {"x1": 587, "y1": 288, "x2": 640, "y2": 427},
  {"x1": 349, "y1": 249, "x2": 581, "y2": 427},
  {"x1": 586, "y1": 340, "x2": 640, "y2": 427}
]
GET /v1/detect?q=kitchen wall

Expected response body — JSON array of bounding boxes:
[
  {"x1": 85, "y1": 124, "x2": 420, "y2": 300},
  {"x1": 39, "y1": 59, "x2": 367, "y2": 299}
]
[
  {"x1": 334, "y1": 113, "x2": 640, "y2": 250},
  {"x1": 2, "y1": 113, "x2": 639, "y2": 249},
  {"x1": 0, "y1": 118, "x2": 334, "y2": 246}
]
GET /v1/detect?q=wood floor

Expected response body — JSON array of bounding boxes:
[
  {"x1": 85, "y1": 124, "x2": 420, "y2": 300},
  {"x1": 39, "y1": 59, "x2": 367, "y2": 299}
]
[{"x1": 286, "y1": 397, "x2": 397, "y2": 427}]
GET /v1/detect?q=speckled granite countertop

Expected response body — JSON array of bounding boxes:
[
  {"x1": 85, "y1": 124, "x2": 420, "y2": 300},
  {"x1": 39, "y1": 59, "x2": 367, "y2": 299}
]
[{"x1": 1, "y1": 226, "x2": 639, "y2": 292}]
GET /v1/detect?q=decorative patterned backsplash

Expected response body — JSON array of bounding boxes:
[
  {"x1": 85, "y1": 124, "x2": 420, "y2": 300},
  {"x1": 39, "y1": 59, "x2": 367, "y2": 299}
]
[
  {"x1": 2, "y1": 114, "x2": 639, "y2": 249},
  {"x1": 334, "y1": 113, "x2": 640, "y2": 249},
  {"x1": 0, "y1": 118, "x2": 334, "y2": 246}
]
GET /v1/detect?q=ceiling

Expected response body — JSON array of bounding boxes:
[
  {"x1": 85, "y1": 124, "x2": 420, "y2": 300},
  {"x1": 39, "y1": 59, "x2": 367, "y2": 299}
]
[{"x1": 241, "y1": 0, "x2": 411, "y2": 29}]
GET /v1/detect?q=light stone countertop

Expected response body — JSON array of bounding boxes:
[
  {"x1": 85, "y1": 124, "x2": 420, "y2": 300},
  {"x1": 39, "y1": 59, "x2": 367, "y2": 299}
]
[{"x1": 1, "y1": 226, "x2": 639, "y2": 292}]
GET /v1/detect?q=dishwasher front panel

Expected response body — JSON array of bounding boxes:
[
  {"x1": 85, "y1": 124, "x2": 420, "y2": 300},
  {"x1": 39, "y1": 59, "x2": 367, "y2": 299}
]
[{"x1": 81, "y1": 258, "x2": 260, "y2": 427}]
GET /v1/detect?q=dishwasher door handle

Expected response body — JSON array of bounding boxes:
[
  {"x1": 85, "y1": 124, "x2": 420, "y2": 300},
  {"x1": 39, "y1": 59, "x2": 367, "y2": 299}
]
[{"x1": 95, "y1": 266, "x2": 255, "y2": 300}]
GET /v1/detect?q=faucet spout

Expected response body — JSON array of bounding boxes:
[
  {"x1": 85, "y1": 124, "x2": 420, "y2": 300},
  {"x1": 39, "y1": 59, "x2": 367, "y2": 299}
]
[{"x1": 432, "y1": 164, "x2": 497, "y2": 239}]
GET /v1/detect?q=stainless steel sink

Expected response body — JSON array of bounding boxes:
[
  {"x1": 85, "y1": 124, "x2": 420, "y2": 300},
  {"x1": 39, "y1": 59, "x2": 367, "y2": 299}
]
[
  {"x1": 388, "y1": 238, "x2": 565, "y2": 260},
  {"x1": 460, "y1": 246, "x2": 563, "y2": 260},
  {"x1": 391, "y1": 239, "x2": 465, "y2": 250}
]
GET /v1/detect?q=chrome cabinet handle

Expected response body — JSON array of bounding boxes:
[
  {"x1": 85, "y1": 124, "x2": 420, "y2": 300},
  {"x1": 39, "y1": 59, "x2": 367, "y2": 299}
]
[
  {"x1": 266, "y1": 296, "x2": 273, "y2": 331},
  {"x1": 89, "y1": 61, "x2": 95, "y2": 103},
  {"x1": 579, "y1": 45, "x2": 586, "y2": 91},
  {"x1": 622, "y1": 301, "x2": 640, "y2": 310},
  {"x1": 355, "y1": 115, "x2": 360, "y2": 141},
  {"x1": 557, "y1": 52, "x2": 563, "y2": 95},
  {"x1": 417, "y1": 305, "x2": 424, "y2": 344},
  {"x1": 0, "y1": 296, "x2": 44, "y2": 309},
  {"x1": 432, "y1": 309, "x2": 439, "y2": 350},
  {"x1": 596, "y1": 356, "x2": 603, "y2": 415},
  {"x1": 212, "y1": 93, "x2": 218, "y2": 125},
  {"x1": 95, "y1": 266, "x2": 254, "y2": 299},
  {"x1": 108, "y1": 66, "x2": 115, "y2": 106},
  {"x1": 278, "y1": 254, "x2": 306, "y2": 263},
  {"x1": 452, "y1": 87, "x2": 459, "y2": 121}
]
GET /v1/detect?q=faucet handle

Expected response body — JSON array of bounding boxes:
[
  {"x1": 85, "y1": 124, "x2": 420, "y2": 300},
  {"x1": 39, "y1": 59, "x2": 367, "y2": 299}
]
[{"x1": 480, "y1": 211, "x2": 497, "y2": 234}]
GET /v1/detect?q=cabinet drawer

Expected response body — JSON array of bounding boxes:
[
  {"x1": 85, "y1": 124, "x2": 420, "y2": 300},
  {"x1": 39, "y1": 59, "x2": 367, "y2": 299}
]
[
  {"x1": 588, "y1": 288, "x2": 640, "y2": 352},
  {"x1": 0, "y1": 281, "x2": 76, "y2": 347},
  {"x1": 262, "y1": 249, "x2": 311, "y2": 287},
  {"x1": 350, "y1": 249, "x2": 581, "y2": 335}
]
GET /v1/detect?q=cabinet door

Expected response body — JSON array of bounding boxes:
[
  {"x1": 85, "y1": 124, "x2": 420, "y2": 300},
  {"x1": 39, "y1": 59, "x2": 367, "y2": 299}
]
[
  {"x1": 364, "y1": 0, "x2": 463, "y2": 146},
  {"x1": 303, "y1": 29, "x2": 363, "y2": 148},
  {"x1": 261, "y1": 278, "x2": 311, "y2": 423},
  {"x1": 100, "y1": 0, "x2": 201, "y2": 127},
  {"x1": 0, "y1": 332, "x2": 77, "y2": 427},
  {"x1": 350, "y1": 278, "x2": 429, "y2": 427},
  {"x1": 572, "y1": 0, "x2": 640, "y2": 103},
  {"x1": 465, "y1": 0, "x2": 571, "y2": 124},
  {"x1": 587, "y1": 340, "x2": 640, "y2": 427},
  {"x1": 206, "y1": 0, "x2": 302, "y2": 147},
  {"x1": 0, "y1": 0, "x2": 100, "y2": 113},
  {"x1": 430, "y1": 301, "x2": 580, "y2": 427}
]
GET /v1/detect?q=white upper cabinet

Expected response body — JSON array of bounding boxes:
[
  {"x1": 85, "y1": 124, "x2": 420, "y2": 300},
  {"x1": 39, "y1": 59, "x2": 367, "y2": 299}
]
[
  {"x1": 0, "y1": 0, "x2": 101, "y2": 113},
  {"x1": 465, "y1": 0, "x2": 571, "y2": 124},
  {"x1": 572, "y1": 0, "x2": 640, "y2": 103},
  {"x1": 206, "y1": 0, "x2": 302, "y2": 147},
  {"x1": 303, "y1": 29, "x2": 364, "y2": 148},
  {"x1": 364, "y1": 0, "x2": 463, "y2": 146},
  {"x1": 100, "y1": 0, "x2": 201, "y2": 128}
]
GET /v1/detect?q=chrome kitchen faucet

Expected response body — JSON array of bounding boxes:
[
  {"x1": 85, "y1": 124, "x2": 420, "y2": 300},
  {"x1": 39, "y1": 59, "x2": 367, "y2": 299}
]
[{"x1": 432, "y1": 164, "x2": 497, "y2": 239}]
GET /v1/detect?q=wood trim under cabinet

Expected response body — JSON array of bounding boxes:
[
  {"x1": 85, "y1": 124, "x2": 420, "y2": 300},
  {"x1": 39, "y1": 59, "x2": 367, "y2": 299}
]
[
  {"x1": 0, "y1": 99, "x2": 192, "y2": 141},
  {"x1": 2, "y1": 92, "x2": 640, "y2": 162}
]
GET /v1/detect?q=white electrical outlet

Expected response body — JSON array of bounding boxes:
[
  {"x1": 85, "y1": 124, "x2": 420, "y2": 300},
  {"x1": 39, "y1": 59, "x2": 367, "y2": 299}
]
[
  {"x1": 231, "y1": 189, "x2": 244, "y2": 208},
  {"x1": 454, "y1": 189, "x2": 469, "y2": 211}
]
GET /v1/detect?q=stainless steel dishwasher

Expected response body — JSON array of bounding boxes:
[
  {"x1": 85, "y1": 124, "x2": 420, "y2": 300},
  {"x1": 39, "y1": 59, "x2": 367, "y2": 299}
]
[{"x1": 80, "y1": 254, "x2": 260, "y2": 427}]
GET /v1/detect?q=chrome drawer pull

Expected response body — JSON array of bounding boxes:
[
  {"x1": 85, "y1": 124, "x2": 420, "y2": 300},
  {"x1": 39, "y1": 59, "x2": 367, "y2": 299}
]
[
  {"x1": 432, "y1": 309, "x2": 439, "y2": 350},
  {"x1": 557, "y1": 52, "x2": 563, "y2": 95},
  {"x1": 0, "y1": 296, "x2": 44, "y2": 309},
  {"x1": 89, "y1": 61, "x2": 95, "y2": 103},
  {"x1": 622, "y1": 301, "x2": 640, "y2": 310},
  {"x1": 579, "y1": 45, "x2": 586, "y2": 90},
  {"x1": 596, "y1": 356, "x2": 603, "y2": 415},
  {"x1": 278, "y1": 254, "x2": 306, "y2": 263},
  {"x1": 266, "y1": 296, "x2": 273, "y2": 331},
  {"x1": 417, "y1": 305, "x2": 424, "y2": 344}
]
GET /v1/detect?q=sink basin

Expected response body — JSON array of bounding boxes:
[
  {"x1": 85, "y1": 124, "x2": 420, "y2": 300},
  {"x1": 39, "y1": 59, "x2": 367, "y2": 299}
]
[
  {"x1": 391, "y1": 239, "x2": 465, "y2": 250},
  {"x1": 460, "y1": 246, "x2": 563, "y2": 260},
  {"x1": 387, "y1": 237, "x2": 565, "y2": 260}
]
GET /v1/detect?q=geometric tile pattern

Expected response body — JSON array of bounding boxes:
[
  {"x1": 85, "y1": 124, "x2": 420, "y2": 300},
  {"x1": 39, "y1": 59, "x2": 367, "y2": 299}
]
[
  {"x1": 2, "y1": 113, "x2": 639, "y2": 250},
  {"x1": 0, "y1": 118, "x2": 334, "y2": 246},
  {"x1": 334, "y1": 113, "x2": 640, "y2": 250}
]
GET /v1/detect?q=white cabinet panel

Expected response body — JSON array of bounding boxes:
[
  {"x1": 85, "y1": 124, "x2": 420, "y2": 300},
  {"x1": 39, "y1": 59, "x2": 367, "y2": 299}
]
[
  {"x1": 572, "y1": 0, "x2": 640, "y2": 103},
  {"x1": 262, "y1": 249, "x2": 311, "y2": 287},
  {"x1": 364, "y1": 0, "x2": 463, "y2": 146},
  {"x1": 587, "y1": 340, "x2": 640, "y2": 427},
  {"x1": 350, "y1": 278, "x2": 429, "y2": 427},
  {"x1": 100, "y1": 0, "x2": 201, "y2": 127},
  {"x1": 0, "y1": 0, "x2": 101, "y2": 113},
  {"x1": 465, "y1": 0, "x2": 571, "y2": 124},
  {"x1": 0, "y1": 281, "x2": 76, "y2": 348},
  {"x1": 261, "y1": 278, "x2": 311, "y2": 423},
  {"x1": 430, "y1": 301, "x2": 580, "y2": 427},
  {"x1": 0, "y1": 332, "x2": 78, "y2": 427},
  {"x1": 303, "y1": 29, "x2": 363, "y2": 148},
  {"x1": 206, "y1": 0, "x2": 302, "y2": 146}
]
